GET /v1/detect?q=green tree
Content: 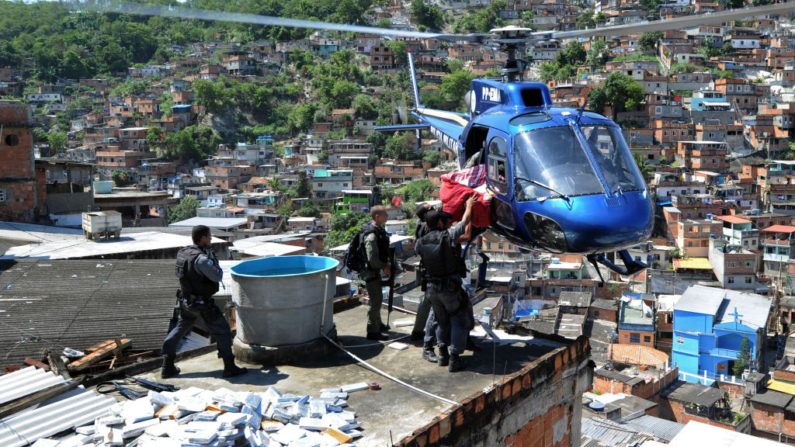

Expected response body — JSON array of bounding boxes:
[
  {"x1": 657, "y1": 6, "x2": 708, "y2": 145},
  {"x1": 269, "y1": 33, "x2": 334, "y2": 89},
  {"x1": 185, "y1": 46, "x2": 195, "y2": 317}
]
[
  {"x1": 147, "y1": 127, "x2": 164, "y2": 150},
  {"x1": 326, "y1": 211, "x2": 371, "y2": 249},
  {"x1": 633, "y1": 152, "x2": 654, "y2": 184},
  {"x1": 192, "y1": 79, "x2": 227, "y2": 113},
  {"x1": 587, "y1": 40, "x2": 609, "y2": 66},
  {"x1": 163, "y1": 126, "x2": 220, "y2": 163},
  {"x1": 296, "y1": 171, "x2": 312, "y2": 198},
  {"x1": 111, "y1": 170, "x2": 131, "y2": 187},
  {"x1": 297, "y1": 200, "x2": 322, "y2": 218},
  {"x1": 377, "y1": 18, "x2": 392, "y2": 29},
  {"x1": 389, "y1": 41, "x2": 408, "y2": 65},
  {"x1": 60, "y1": 51, "x2": 88, "y2": 79},
  {"x1": 576, "y1": 11, "x2": 596, "y2": 29},
  {"x1": 639, "y1": 32, "x2": 663, "y2": 51},
  {"x1": 330, "y1": 81, "x2": 360, "y2": 109},
  {"x1": 98, "y1": 42, "x2": 130, "y2": 74},
  {"x1": 423, "y1": 151, "x2": 445, "y2": 165},
  {"x1": 384, "y1": 133, "x2": 418, "y2": 161},
  {"x1": 723, "y1": 42, "x2": 734, "y2": 54},
  {"x1": 588, "y1": 72, "x2": 645, "y2": 121},
  {"x1": 441, "y1": 69, "x2": 476, "y2": 101},
  {"x1": 47, "y1": 132, "x2": 67, "y2": 154},
  {"x1": 733, "y1": 334, "x2": 753, "y2": 376},
  {"x1": 401, "y1": 179, "x2": 436, "y2": 203},
  {"x1": 354, "y1": 94, "x2": 378, "y2": 119},
  {"x1": 367, "y1": 130, "x2": 389, "y2": 153},
  {"x1": 336, "y1": 0, "x2": 369, "y2": 25},
  {"x1": 168, "y1": 196, "x2": 200, "y2": 224}
]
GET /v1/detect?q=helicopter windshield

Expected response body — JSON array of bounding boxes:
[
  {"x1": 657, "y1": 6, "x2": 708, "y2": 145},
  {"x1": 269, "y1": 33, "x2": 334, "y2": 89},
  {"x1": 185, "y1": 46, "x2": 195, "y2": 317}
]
[
  {"x1": 581, "y1": 125, "x2": 646, "y2": 194},
  {"x1": 514, "y1": 126, "x2": 604, "y2": 201}
]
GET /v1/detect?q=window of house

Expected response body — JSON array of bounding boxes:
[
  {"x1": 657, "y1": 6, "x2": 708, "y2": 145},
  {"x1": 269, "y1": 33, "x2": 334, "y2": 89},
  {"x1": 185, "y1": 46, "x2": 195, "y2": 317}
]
[
  {"x1": 0, "y1": 189, "x2": 5, "y2": 203},
  {"x1": 745, "y1": 261, "x2": 752, "y2": 268},
  {"x1": 746, "y1": 277, "x2": 753, "y2": 284},
  {"x1": 728, "y1": 261, "x2": 736, "y2": 268},
  {"x1": 317, "y1": 183, "x2": 322, "y2": 187},
  {"x1": 677, "y1": 335, "x2": 684, "y2": 344},
  {"x1": 728, "y1": 277, "x2": 735, "y2": 284},
  {"x1": 630, "y1": 333, "x2": 640, "y2": 343},
  {"x1": 770, "y1": 411, "x2": 776, "y2": 418},
  {"x1": 594, "y1": 310, "x2": 600, "y2": 317},
  {"x1": 486, "y1": 242, "x2": 492, "y2": 249},
  {"x1": 644, "y1": 335, "x2": 651, "y2": 343},
  {"x1": 4, "y1": 134, "x2": 19, "y2": 147}
]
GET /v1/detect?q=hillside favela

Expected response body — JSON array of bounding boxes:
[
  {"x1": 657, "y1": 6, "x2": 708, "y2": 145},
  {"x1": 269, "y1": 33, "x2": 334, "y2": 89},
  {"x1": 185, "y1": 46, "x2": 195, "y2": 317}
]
[{"x1": 11, "y1": 0, "x2": 795, "y2": 445}]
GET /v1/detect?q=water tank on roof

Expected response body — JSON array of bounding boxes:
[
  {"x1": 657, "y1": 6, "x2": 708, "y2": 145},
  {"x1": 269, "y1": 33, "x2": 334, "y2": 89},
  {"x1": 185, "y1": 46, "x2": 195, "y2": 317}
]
[
  {"x1": 93, "y1": 181, "x2": 113, "y2": 194},
  {"x1": 589, "y1": 401, "x2": 605, "y2": 412},
  {"x1": 552, "y1": 257, "x2": 560, "y2": 264}
]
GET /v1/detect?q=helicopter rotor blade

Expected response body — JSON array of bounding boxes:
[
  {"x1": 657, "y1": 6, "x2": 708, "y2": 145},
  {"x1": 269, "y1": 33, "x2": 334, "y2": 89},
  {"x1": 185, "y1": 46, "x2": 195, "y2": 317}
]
[
  {"x1": 544, "y1": 2, "x2": 795, "y2": 41},
  {"x1": 65, "y1": 0, "x2": 487, "y2": 42}
]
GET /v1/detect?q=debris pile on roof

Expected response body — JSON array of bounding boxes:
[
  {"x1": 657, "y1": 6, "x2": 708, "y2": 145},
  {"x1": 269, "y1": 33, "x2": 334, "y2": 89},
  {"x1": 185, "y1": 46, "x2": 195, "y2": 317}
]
[{"x1": 30, "y1": 383, "x2": 369, "y2": 446}]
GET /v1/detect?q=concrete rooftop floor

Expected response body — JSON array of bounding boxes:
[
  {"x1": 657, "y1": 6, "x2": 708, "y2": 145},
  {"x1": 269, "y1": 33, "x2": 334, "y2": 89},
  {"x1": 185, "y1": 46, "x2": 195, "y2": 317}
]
[{"x1": 134, "y1": 304, "x2": 566, "y2": 446}]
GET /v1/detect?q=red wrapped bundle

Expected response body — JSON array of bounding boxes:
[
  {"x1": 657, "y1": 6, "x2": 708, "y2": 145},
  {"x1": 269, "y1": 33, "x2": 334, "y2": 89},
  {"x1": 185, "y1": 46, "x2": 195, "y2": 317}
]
[{"x1": 440, "y1": 165, "x2": 493, "y2": 228}]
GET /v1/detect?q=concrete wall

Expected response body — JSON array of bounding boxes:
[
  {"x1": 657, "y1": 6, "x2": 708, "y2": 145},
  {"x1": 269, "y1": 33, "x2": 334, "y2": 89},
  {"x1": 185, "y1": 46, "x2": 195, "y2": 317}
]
[
  {"x1": 396, "y1": 337, "x2": 592, "y2": 447},
  {"x1": 592, "y1": 367, "x2": 679, "y2": 401},
  {"x1": 45, "y1": 192, "x2": 94, "y2": 214}
]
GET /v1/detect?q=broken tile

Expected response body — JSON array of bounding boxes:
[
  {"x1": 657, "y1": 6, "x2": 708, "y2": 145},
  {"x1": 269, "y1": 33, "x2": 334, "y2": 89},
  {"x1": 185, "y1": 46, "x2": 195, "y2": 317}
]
[
  {"x1": 322, "y1": 427, "x2": 353, "y2": 444},
  {"x1": 339, "y1": 383, "x2": 368, "y2": 393},
  {"x1": 388, "y1": 342, "x2": 409, "y2": 350},
  {"x1": 122, "y1": 418, "x2": 160, "y2": 439},
  {"x1": 261, "y1": 421, "x2": 284, "y2": 432},
  {"x1": 216, "y1": 412, "x2": 247, "y2": 427}
]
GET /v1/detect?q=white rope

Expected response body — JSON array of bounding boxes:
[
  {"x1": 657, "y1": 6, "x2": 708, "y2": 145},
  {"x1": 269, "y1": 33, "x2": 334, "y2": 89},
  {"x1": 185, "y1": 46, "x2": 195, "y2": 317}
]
[{"x1": 322, "y1": 333, "x2": 458, "y2": 406}]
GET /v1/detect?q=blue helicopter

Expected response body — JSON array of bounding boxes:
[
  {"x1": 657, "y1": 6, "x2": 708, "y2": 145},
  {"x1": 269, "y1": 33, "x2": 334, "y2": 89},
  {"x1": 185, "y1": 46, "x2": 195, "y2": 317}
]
[
  {"x1": 376, "y1": 29, "x2": 651, "y2": 277},
  {"x1": 88, "y1": 1, "x2": 795, "y2": 276}
]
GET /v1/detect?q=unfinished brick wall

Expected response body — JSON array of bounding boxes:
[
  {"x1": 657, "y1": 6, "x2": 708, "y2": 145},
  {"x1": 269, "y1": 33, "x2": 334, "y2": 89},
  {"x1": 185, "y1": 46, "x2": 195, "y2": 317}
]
[
  {"x1": 588, "y1": 307, "x2": 616, "y2": 323},
  {"x1": 0, "y1": 128, "x2": 34, "y2": 178},
  {"x1": 397, "y1": 337, "x2": 592, "y2": 447},
  {"x1": 592, "y1": 367, "x2": 679, "y2": 401},
  {"x1": 775, "y1": 369, "x2": 795, "y2": 383}
]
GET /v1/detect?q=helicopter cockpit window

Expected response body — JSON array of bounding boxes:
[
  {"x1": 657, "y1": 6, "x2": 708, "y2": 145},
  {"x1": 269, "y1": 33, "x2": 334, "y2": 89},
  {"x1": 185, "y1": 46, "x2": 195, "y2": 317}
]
[
  {"x1": 514, "y1": 126, "x2": 603, "y2": 201},
  {"x1": 581, "y1": 125, "x2": 646, "y2": 194},
  {"x1": 487, "y1": 137, "x2": 508, "y2": 195}
]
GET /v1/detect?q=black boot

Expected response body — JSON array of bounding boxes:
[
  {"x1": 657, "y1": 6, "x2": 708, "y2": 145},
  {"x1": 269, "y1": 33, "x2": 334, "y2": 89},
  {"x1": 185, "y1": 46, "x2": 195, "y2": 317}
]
[
  {"x1": 161, "y1": 357, "x2": 180, "y2": 379},
  {"x1": 422, "y1": 341, "x2": 438, "y2": 363},
  {"x1": 222, "y1": 356, "x2": 247, "y2": 378},
  {"x1": 410, "y1": 331, "x2": 425, "y2": 341},
  {"x1": 438, "y1": 346, "x2": 450, "y2": 367},
  {"x1": 449, "y1": 354, "x2": 466, "y2": 372},
  {"x1": 466, "y1": 336, "x2": 482, "y2": 353},
  {"x1": 379, "y1": 323, "x2": 390, "y2": 332}
]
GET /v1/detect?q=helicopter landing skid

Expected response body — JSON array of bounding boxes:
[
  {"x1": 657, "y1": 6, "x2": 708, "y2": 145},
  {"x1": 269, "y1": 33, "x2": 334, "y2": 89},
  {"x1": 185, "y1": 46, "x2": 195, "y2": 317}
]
[{"x1": 586, "y1": 250, "x2": 647, "y2": 284}]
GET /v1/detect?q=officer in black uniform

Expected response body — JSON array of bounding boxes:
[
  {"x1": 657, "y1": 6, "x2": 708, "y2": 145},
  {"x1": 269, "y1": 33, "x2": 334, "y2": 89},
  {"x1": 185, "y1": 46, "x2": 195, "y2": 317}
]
[
  {"x1": 161, "y1": 225, "x2": 247, "y2": 379},
  {"x1": 416, "y1": 195, "x2": 477, "y2": 372},
  {"x1": 360, "y1": 206, "x2": 391, "y2": 341},
  {"x1": 411, "y1": 203, "x2": 434, "y2": 341}
]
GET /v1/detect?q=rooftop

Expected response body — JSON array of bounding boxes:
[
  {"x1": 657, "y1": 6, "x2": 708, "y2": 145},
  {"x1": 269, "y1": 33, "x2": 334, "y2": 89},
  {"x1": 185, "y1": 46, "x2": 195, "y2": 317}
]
[
  {"x1": 675, "y1": 285, "x2": 772, "y2": 330},
  {"x1": 716, "y1": 215, "x2": 752, "y2": 225},
  {"x1": 609, "y1": 344, "x2": 669, "y2": 367},
  {"x1": 131, "y1": 304, "x2": 574, "y2": 446},
  {"x1": 94, "y1": 189, "x2": 170, "y2": 199},
  {"x1": 169, "y1": 217, "x2": 248, "y2": 230},
  {"x1": 0, "y1": 260, "x2": 176, "y2": 371},
  {"x1": 558, "y1": 291, "x2": 592, "y2": 308},
  {"x1": 660, "y1": 381, "x2": 725, "y2": 407},
  {"x1": 672, "y1": 258, "x2": 713, "y2": 270},
  {"x1": 667, "y1": 420, "x2": 784, "y2": 447},
  {"x1": 619, "y1": 295, "x2": 654, "y2": 326},
  {"x1": 0, "y1": 231, "x2": 227, "y2": 260},
  {"x1": 232, "y1": 241, "x2": 306, "y2": 258}
]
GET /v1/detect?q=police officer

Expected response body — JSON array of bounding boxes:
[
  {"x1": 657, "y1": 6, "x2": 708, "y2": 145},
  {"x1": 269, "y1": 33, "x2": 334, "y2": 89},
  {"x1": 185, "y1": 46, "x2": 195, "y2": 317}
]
[
  {"x1": 416, "y1": 195, "x2": 477, "y2": 372},
  {"x1": 161, "y1": 225, "x2": 247, "y2": 379},
  {"x1": 411, "y1": 203, "x2": 434, "y2": 342},
  {"x1": 361, "y1": 206, "x2": 391, "y2": 341}
]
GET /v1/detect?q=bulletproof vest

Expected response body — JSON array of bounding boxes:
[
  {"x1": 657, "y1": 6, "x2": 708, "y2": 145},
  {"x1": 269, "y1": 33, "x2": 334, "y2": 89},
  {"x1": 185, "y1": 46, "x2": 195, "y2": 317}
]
[
  {"x1": 363, "y1": 224, "x2": 389, "y2": 267},
  {"x1": 175, "y1": 246, "x2": 220, "y2": 299},
  {"x1": 420, "y1": 230, "x2": 461, "y2": 279}
]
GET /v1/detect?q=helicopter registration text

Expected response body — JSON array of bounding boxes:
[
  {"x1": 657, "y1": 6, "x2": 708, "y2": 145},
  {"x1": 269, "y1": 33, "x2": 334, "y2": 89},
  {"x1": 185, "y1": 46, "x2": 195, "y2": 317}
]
[{"x1": 482, "y1": 87, "x2": 501, "y2": 103}]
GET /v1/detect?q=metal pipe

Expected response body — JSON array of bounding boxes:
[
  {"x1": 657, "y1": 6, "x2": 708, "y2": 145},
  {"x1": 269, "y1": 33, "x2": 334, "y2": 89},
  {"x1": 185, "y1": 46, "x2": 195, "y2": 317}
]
[{"x1": 320, "y1": 273, "x2": 330, "y2": 335}]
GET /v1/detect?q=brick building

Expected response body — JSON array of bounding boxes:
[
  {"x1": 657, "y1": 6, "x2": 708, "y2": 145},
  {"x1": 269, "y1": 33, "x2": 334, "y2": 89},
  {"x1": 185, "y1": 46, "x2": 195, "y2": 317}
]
[{"x1": 0, "y1": 101, "x2": 44, "y2": 222}]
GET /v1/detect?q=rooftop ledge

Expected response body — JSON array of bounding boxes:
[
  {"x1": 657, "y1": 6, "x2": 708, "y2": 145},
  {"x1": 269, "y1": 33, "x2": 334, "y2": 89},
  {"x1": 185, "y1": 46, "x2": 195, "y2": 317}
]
[{"x1": 131, "y1": 304, "x2": 592, "y2": 446}]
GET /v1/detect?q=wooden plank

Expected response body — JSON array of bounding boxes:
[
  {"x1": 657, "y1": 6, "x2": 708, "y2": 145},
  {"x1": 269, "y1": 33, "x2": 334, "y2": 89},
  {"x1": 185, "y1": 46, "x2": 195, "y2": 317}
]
[
  {"x1": 23, "y1": 357, "x2": 50, "y2": 372},
  {"x1": 67, "y1": 339, "x2": 131, "y2": 371},
  {"x1": 0, "y1": 381, "x2": 78, "y2": 419},
  {"x1": 46, "y1": 350, "x2": 71, "y2": 380}
]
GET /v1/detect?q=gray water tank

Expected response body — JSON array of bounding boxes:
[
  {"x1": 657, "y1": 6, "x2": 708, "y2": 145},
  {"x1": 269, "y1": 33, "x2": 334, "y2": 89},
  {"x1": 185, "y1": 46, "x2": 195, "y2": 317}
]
[{"x1": 230, "y1": 256, "x2": 339, "y2": 346}]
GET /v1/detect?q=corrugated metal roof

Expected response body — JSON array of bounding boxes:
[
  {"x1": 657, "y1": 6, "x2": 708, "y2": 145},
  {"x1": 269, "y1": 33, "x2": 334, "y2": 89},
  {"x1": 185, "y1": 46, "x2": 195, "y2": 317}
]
[
  {"x1": 0, "y1": 367, "x2": 65, "y2": 405},
  {"x1": 0, "y1": 260, "x2": 179, "y2": 372},
  {"x1": 559, "y1": 291, "x2": 592, "y2": 307},
  {"x1": 0, "y1": 388, "x2": 115, "y2": 447},
  {"x1": 581, "y1": 417, "x2": 650, "y2": 446},
  {"x1": 675, "y1": 285, "x2": 725, "y2": 316},
  {"x1": 624, "y1": 415, "x2": 685, "y2": 442}
]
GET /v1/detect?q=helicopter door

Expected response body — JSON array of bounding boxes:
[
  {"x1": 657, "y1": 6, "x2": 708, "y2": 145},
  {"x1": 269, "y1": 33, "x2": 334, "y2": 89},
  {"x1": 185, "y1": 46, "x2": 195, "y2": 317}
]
[{"x1": 485, "y1": 131, "x2": 515, "y2": 230}]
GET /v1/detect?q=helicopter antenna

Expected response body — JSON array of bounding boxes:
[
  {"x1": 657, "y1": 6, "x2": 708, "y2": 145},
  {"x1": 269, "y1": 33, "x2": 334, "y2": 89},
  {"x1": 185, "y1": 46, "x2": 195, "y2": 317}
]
[{"x1": 575, "y1": 99, "x2": 589, "y2": 124}]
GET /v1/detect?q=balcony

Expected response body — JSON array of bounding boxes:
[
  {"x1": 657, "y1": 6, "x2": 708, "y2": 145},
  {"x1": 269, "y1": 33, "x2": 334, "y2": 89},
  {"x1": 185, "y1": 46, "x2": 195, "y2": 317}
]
[{"x1": 710, "y1": 347, "x2": 740, "y2": 358}]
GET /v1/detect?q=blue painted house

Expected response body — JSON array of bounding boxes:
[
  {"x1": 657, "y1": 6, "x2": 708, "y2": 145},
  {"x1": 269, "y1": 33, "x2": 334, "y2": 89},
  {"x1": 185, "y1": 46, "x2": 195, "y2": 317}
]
[{"x1": 672, "y1": 285, "x2": 772, "y2": 384}]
